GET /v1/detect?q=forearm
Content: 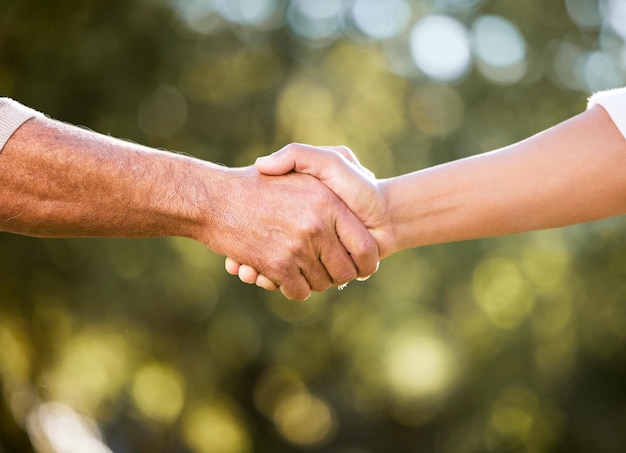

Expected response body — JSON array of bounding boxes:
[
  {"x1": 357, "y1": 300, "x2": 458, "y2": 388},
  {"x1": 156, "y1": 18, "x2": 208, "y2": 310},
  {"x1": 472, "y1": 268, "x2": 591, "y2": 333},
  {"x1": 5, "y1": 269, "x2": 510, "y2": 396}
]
[
  {"x1": 383, "y1": 106, "x2": 626, "y2": 250},
  {"x1": 0, "y1": 115, "x2": 216, "y2": 240},
  {"x1": 0, "y1": 111, "x2": 379, "y2": 299}
]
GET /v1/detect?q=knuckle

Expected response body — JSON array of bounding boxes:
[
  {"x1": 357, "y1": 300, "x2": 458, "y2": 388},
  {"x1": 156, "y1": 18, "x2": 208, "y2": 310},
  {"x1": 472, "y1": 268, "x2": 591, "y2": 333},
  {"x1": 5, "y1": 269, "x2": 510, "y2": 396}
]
[
  {"x1": 352, "y1": 234, "x2": 377, "y2": 258},
  {"x1": 334, "y1": 268, "x2": 357, "y2": 286},
  {"x1": 311, "y1": 280, "x2": 332, "y2": 293},
  {"x1": 283, "y1": 142, "x2": 303, "y2": 155}
]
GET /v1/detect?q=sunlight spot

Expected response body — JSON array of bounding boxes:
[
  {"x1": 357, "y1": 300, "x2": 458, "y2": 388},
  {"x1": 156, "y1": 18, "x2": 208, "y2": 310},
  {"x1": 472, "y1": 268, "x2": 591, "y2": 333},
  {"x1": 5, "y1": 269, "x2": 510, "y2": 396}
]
[
  {"x1": 605, "y1": 0, "x2": 626, "y2": 41},
  {"x1": 254, "y1": 367, "x2": 306, "y2": 418},
  {"x1": 287, "y1": 0, "x2": 344, "y2": 41},
  {"x1": 131, "y1": 363, "x2": 186, "y2": 423},
  {"x1": 27, "y1": 402, "x2": 111, "y2": 453},
  {"x1": 273, "y1": 390, "x2": 337, "y2": 447},
  {"x1": 214, "y1": 0, "x2": 278, "y2": 26},
  {"x1": 351, "y1": 0, "x2": 410, "y2": 40},
  {"x1": 565, "y1": 0, "x2": 602, "y2": 29},
  {"x1": 183, "y1": 400, "x2": 251, "y2": 453},
  {"x1": 410, "y1": 15, "x2": 472, "y2": 81},
  {"x1": 385, "y1": 334, "x2": 456, "y2": 400},
  {"x1": 472, "y1": 15, "x2": 526, "y2": 84},
  {"x1": 44, "y1": 328, "x2": 129, "y2": 416},
  {"x1": 473, "y1": 257, "x2": 534, "y2": 330},
  {"x1": 581, "y1": 50, "x2": 626, "y2": 92}
]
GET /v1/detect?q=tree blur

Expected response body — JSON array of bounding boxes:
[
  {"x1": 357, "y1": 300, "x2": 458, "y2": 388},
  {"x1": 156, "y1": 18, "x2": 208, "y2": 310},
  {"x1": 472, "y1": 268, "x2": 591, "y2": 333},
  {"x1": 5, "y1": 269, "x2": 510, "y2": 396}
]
[{"x1": 1, "y1": 0, "x2": 626, "y2": 452}]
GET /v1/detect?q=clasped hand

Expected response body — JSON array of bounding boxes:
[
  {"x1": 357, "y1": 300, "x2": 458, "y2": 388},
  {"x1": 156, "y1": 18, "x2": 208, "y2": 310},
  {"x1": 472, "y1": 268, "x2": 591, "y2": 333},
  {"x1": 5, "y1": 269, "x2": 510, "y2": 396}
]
[{"x1": 225, "y1": 144, "x2": 396, "y2": 300}]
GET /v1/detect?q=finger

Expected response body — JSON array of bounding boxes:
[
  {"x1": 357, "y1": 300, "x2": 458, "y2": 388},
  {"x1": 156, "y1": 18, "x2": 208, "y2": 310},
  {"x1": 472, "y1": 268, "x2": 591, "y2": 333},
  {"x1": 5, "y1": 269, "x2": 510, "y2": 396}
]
[
  {"x1": 238, "y1": 264, "x2": 259, "y2": 284},
  {"x1": 256, "y1": 144, "x2": 344, "y2": 179},
  {"x1": 257, "y1": 145, "x2": 371, "y2": 219},
  {"x1": 225, "y1": 257, "x2": 241, "y2": 275},
  {"x1": 279, "y1": 273, "x2": 312, "y2": 301},
  {"x1": 317, "y1": 235, "x2": 359, "y2": 287},
  {"x1": 335, "y1": 206, "x2": 380, "y2": 278},
  {"x1": 297, "y1": 253, "x2": 337, "y2": 293},
  {"x1": 255, "y1": 274, "x2": 278, "y2": 291},
  {"x1": 254, "y1": 144, "x2": 304, "y2": 175}
]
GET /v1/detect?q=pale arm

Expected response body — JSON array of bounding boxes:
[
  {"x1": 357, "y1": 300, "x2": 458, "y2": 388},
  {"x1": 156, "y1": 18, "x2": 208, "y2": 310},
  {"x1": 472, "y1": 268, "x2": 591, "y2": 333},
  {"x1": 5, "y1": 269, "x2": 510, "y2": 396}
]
[
  {"x1": 0, "y1": 107, "x2": 378, "y2": 300},
  {"x1": 381, "y1": 105, "x2": 626, "y2": 252},
  {"x1": 255, "y1": 105, "x2": 626, "y2": 258}
]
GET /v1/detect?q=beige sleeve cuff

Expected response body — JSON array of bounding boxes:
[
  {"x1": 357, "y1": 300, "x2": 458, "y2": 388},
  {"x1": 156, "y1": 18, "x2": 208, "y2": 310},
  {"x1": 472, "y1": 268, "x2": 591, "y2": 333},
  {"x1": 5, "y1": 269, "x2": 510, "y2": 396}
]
[
  {"x1": 587, "y1": 87, "x2": 626, "y2": 141},
  {"x1": 0, "y1": 98, "x2": 43, "y2": 152}
]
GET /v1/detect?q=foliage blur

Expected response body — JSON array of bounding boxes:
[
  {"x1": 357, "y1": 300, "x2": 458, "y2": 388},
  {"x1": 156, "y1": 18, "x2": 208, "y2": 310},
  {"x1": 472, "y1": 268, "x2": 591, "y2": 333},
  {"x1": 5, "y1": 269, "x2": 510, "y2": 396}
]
[{"x1": 1, "y1": 0, "x2": 626, "y2": 452}]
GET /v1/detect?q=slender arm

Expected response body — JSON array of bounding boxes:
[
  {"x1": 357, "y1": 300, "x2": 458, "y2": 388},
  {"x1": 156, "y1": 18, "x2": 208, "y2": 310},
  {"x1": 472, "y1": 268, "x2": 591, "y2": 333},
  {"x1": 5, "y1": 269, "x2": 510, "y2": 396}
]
[
  {"x1": 382, "y1": 106, "x2": 626, "y2": 252},
  {"x1": 255, "y1": 105, "x2": 626, "y2": 259}
]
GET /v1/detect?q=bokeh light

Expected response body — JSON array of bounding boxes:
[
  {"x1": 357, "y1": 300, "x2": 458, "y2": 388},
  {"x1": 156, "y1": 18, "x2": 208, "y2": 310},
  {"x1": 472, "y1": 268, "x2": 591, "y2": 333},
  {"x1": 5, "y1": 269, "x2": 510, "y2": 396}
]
[
  {"x1": 565, "y1": 0, "x2": 602, "y2": 29},
  {"x1": 350, "y1": 0, "x2": 411, "y2": 40},
  {"x1": 0, "y1": 318, "x2": 32, "y2": 393},
  {"x1": 410, "y1": 15, "x2": 472, "y2": 82},
  {"x1": 605, "y1": 0, "x2": 626, "y2": 41},
  {"x1": 273, "y1": 390, "x2": 337, "y2": 447},
  {"x1": 27, "y1": 402, "x2": 112, "y2": 453},
  {"x1": 581, "y1": 50, "x2": 626, "y2": 92},
  {"x1": 471, "y1": 15, "x2": 527, "y2": 84},
  {"x1": 183, "y1": 399, "x2": 251, "y2": 453},
  {"x1": 473, "y1": 257, "x2": 535, "y2": 330},
  {"x1": 169, "y1": 0, "x2": 221, "y2": 34},
  {"x1": 384, "y1": 332, "x2": 457, "y2": 401},
  {"x1": 287, "y1": 0, "x2": 344, "y2": 42},
  {"x1": 131, "y1": 363, "x2": 186, "y2": 423},
  {"x1": 43, "y1": 327, "x2": 130, "y2": 416},
  {"x1": 214, "y1": 0, "x2": 279, "y2": 26}
]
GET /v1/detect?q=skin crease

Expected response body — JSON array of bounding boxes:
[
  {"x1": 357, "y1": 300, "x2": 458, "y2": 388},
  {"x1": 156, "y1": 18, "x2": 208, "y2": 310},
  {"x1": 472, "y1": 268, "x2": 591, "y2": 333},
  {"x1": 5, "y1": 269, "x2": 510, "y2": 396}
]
[
  {"x1": 227, "y1": 105, "x2": 626, "y2": 288},
  {"x1": 0, "y1": 114, "x2": 379, "y2": 300}
]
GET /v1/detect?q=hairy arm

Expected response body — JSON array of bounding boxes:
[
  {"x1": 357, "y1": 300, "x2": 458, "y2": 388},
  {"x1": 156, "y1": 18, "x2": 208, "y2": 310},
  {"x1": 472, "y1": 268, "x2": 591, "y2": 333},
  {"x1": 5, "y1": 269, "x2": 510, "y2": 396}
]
[{"x1": 0, "y1": 110, "x2": 378, "y2": 300}]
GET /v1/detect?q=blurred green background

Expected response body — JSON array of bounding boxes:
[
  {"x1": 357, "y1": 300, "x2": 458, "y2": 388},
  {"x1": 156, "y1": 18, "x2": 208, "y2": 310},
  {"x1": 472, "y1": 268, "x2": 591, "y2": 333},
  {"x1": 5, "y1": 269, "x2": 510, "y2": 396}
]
[{"x1": 2, "y1": 0, "x2": 626, "y2": 452}]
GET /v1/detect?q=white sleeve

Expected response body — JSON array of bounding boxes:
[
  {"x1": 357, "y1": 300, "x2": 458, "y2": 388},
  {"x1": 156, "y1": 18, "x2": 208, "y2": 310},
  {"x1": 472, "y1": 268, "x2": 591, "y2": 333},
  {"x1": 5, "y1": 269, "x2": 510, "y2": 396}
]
[
  {"x1": 0, "y1": 98, "x2": 43, "y2": 152},
  {"x1": 587, "y1": 87, "x2": 626, "y2": 140}
]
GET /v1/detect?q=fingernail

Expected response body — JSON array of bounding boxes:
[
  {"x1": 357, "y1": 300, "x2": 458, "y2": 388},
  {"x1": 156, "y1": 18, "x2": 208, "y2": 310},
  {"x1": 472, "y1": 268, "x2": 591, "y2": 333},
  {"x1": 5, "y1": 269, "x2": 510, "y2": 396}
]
[{"x1": 356, "y1": 275, "x2": 371, "y2": 282}]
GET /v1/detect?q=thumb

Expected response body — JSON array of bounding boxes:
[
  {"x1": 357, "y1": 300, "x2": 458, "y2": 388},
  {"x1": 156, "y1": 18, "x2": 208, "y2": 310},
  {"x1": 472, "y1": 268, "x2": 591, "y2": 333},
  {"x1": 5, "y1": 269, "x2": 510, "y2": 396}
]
[
  {"x1": 256, "y1": 143, "x2": 355, "y2": 185},
  {"x1": 255, "y1": 145, "x2": 301, "y2": 176},
  {"x1": 257, "y1": 144, "x2": 378, "y2": 225}
]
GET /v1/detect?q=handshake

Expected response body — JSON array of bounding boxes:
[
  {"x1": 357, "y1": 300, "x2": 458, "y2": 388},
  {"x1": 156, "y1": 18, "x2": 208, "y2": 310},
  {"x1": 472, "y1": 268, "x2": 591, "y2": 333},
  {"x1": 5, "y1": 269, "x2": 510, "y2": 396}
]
[
  {"x1": 221, "y1": 143, "x2": 394, "y2": 301},
  {"x1": 220, "y1": 102, "x2": 626, "y2": 300},
  {"x1": 2, "y1": 98, "x2": 625, "y2": 301}
]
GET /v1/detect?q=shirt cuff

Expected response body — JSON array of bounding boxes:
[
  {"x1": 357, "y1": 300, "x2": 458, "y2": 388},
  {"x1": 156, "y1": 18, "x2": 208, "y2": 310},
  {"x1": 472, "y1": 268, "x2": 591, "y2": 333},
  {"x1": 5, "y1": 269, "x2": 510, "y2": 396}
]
[
  {"x1": 0, "y1": 98, "x2": 43, "y2": 152},
  {"x1": 587, "y1": 87, "x2": 626, "y2": 141}
]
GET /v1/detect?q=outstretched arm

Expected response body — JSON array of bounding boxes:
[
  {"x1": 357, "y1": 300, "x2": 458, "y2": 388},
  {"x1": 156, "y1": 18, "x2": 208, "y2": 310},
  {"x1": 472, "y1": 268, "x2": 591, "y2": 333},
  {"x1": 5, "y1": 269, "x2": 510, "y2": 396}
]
[
  {"x1": 0, "y1": 99, "x2": 378, "y2": 300},
  {"x1": 228, "y1": 99, "x2": 626, "y2": 286},
  {"x1": 258, "y1": 105, "x2": 626, "y2": 254}
]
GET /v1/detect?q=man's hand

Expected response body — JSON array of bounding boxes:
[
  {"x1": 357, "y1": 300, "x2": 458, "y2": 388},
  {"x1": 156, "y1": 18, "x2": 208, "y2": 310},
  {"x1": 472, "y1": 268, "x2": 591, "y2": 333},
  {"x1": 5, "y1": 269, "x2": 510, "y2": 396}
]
[
  {"x1": 224, "y1": 144, "x2": 397, "y2": 290},
  {"x1": 256, "y1": 144, "x2": 396, "y2": 257},
  {"x1": 202, "y1": 165, "x2": 379, "y2": 300}
]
